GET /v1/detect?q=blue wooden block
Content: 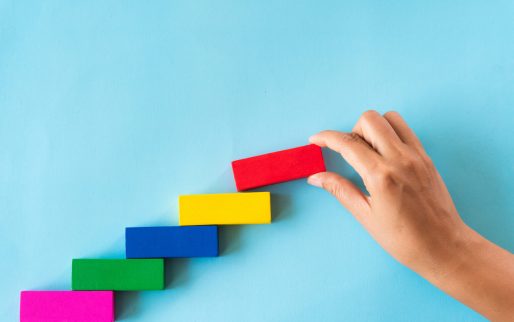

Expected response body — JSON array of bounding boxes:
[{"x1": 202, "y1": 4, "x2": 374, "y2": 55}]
[{"x1": 125, "y1": 226, "x2": 218, "y2": 258}]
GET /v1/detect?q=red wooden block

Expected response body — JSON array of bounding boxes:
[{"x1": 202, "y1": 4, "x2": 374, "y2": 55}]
[{"x1": 231, "y1": 144, "x2": 326, "y2": 191}]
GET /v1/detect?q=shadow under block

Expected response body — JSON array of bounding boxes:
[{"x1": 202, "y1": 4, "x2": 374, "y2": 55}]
[
  {"x1": 20, "y1": 291, "x2": 114, "y2": 322},
  {"x1": 72, "y1": 259, "x2": 164, "y2": 291},
  {"x1": 231, "y1": 144, "x2": 326, "y2": 191},
  {"x1": 179, "y1": 192, "x2": 271, "y2": 225},
  {"x1": 126, "y1": 226, "x2": 218, "y2": 258}
]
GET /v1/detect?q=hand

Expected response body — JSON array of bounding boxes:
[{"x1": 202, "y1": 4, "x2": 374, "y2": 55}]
[
  {"x1": 308, "y1": 110, "x2": 514, "y2": 321},
  {"x1": 307, "y1": 110, "x2": 468, "y2": 275}
]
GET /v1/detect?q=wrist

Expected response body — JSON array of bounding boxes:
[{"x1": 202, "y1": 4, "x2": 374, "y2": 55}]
[
  {"x1": 411, "y1": 221, "x2": 482, "y2": 283},
  {"x1": 415, "y1": 222, "x2": 514, "y2": 321}
]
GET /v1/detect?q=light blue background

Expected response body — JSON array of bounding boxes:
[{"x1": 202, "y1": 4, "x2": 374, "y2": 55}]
[{"x1": 1, "y1": 1, "x2": 513, "y2": 321}]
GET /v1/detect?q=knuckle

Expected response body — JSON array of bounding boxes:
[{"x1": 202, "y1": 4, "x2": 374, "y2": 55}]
[
  {"x1": 403, "y1": 150, "x2": 435, "y2": 173},
  {"x1": 362, "y1": 109, "x2": 379, "y2": 118},
  {"x1": 383, "y1": 110, "x2": 399, "y2": 119},
  {"x1": 356, "y1": 110, "x2": 381, "y2": 130},
  {"x1": 322, "y1": 180, "x2": 343, "y2": 198},
  {"x1": 340, "y1": 132, "x2": 362, "y2": 144},
  {"x1": 399, "y1": 155, "x2": 417, "y2": 171},
  {"x1": 318, "y1": 130, "x2": 334, "y2": 137},
  {"x1": 396, "y1": 149, "x2": 420, "y2": 170},
  {"x1": 373, "y1": 166, "x2": 397, "y2": 188}
]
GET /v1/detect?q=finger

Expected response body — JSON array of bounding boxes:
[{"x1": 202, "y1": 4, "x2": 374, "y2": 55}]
[
  {"x1": 383, "y1": 111, "x2": 424, "y2": 150},
  {"x1": 352, "y1": 110, "x2": 403, "y2": 156},
  {"x1": 309, "y1": 130, "x2": 380, "y2": 177},
  {"x1": 307, "y1": 171, "x2": 370, "y2": 225}
]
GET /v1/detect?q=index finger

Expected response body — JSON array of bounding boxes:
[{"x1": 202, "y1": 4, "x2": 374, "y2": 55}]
[{"x1": 309, "y1": 130, "x2": 380, "y2": 177}]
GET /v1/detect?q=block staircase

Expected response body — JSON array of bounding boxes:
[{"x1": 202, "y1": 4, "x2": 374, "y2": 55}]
[{"x1": 20, "y1": 144, "x2": 325, "y2": 321}]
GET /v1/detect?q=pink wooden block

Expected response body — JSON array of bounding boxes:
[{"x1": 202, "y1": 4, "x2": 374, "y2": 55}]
[{"x1": 20, "y1": 290, "x2": 114, "y2": 322}]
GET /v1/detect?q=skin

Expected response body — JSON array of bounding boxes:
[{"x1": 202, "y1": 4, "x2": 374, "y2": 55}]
[{"x1": 307, "y1": 110, "x2": 514, "y2": 322}]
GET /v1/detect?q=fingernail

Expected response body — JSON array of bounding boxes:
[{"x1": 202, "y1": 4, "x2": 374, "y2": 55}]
[
  {"x1": 307, "y1": 174, "x2": 323, "y2": 188},
  {"x1": 308, "y1": 134, "x2": 316, "y2": 143}
]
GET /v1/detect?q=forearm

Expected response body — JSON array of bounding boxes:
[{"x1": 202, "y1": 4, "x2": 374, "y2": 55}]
[{"x1": 422, "y1": 225, "x2": 514, "y2": 321}]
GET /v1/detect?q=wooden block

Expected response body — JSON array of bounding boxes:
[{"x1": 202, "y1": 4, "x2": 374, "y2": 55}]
[
  {"x1": 126, "y1": 226, "x2": 218, "y2": 258},
  {"x1": 179, "y1": 192, "x2": 271, "y2": 225},
  {"x1": 72, "y1": 259, "x2": 164, "y2": 291},
  {"x1": 20, "y1": 291, "x2": 114, "y2": 322},
  {"x1": 231, "y1": 144, "x2": 326, "y2": 191}
]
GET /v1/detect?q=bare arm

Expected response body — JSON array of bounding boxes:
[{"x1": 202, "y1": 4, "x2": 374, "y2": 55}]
[{"x1": 307, "y1": 110, "x2": 514, "y2": 321}]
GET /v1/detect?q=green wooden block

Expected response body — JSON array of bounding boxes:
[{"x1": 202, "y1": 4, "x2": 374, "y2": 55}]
[{"x1": 72, "y1": 259, "x2": 164, "y2": 291}]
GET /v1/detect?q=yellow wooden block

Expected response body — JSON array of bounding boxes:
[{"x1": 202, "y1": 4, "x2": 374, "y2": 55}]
[{"x1": 179, "y1": 192, "x2": 271, "y2": 225}]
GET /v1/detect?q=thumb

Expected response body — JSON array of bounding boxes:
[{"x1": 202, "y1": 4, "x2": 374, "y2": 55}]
[{"x1": 308, "y1": 171, "x2": 370, "y2": 224}]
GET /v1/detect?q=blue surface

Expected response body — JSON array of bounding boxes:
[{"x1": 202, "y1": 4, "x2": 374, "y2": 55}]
[
  {"x1": 1, "y1": 1, "x2": 514, "y2": 321},
  {"x1": 126, "y1": 226, "x2": 218, "y2": 258}
]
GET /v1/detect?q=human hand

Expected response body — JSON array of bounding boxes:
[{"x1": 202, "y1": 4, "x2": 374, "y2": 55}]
[
  {"x1": 307, "y1": 110, "x2": 514, "y2": 321},
  {"x1": 307, "y1": 110, "x2": 470, "y2": 276}
]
